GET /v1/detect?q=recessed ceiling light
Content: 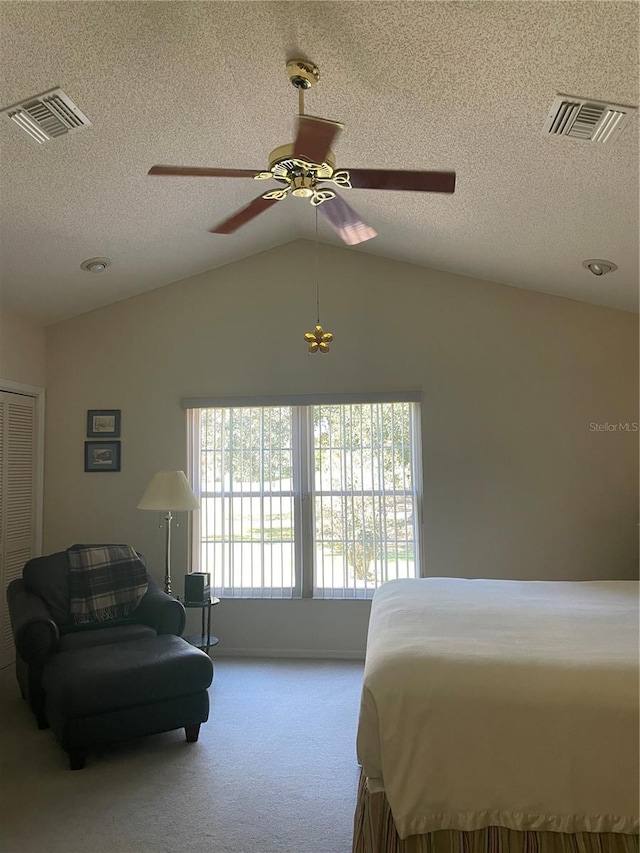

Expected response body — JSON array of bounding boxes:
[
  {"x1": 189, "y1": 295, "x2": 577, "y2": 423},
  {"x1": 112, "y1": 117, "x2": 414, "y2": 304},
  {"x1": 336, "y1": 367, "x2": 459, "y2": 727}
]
[
  {"x1": 582, "y1": 259, "x2": 618, "y2": 276},
  {"x1": 81, "y1": 257, "x2": 111, "y2": 273}
]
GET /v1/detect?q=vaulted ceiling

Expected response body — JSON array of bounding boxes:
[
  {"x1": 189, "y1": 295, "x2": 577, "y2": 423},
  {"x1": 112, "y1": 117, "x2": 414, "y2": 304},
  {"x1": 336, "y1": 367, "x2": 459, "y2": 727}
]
[{"x1": 0, "y1": 1, "x2": 637, "y2": 325}]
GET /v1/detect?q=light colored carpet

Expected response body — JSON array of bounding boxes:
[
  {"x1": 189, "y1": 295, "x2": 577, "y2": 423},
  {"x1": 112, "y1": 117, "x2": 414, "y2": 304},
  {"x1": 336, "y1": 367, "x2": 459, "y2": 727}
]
[{"x1": 0, "y1": 657, "x2": 364, "y2": 853}]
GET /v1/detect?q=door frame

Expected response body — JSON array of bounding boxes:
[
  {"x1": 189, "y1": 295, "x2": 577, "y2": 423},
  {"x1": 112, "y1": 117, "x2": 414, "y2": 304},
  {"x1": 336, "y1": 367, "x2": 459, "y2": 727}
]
[{"x1": 0, "y1": 379, "x2": 45, "y2": 555}]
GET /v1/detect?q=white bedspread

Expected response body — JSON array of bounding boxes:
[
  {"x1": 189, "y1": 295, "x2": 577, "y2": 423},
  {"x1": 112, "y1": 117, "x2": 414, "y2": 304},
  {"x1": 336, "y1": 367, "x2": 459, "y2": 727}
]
[{"x1": 357, "y1": 578, "x2": 639, "y2": 839}]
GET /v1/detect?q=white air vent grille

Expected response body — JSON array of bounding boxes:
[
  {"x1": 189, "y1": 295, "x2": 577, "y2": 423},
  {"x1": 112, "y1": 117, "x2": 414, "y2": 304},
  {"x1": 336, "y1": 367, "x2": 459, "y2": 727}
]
[
  {"x1": 543, "y1": 94, "x2": 635, "y2": 144},
  {"x1": 1, "y1": 88, "x2": 91, "y2": 144}
]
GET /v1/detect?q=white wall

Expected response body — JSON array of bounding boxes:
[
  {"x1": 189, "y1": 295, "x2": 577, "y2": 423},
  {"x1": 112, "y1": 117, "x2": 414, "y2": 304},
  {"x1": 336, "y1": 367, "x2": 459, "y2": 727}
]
[
  {"x1": 0, "y1": 309, "x2": 46, "y2": 388},
  {"x1": 43, "y1": 241, "x2": 639, "y2": 656}
]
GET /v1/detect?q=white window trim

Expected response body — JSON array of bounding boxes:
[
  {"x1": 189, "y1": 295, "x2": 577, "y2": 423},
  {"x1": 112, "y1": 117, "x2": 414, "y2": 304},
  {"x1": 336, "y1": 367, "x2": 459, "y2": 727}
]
[{"x1": 185, "y1": 394, "x2": 423, "y2": 599}]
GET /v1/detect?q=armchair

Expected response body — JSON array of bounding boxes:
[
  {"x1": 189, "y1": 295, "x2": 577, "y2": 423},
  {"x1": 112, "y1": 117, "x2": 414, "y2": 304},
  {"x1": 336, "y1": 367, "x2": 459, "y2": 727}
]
[
  {"x1": 7, "y1": 548, "x2": 185, "y2": 728},
  {"x1": 7, "y1": 547, "x2": 213, "y2": 770}
]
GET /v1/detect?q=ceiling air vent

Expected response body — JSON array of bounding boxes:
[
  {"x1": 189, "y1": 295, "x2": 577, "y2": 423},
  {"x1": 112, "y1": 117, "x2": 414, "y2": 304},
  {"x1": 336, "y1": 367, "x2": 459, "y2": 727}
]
[
  {"x1": 0, "y1": 87, "x2": 91, "y2": 144},
  {"x1": 543, "y1": 94, "x2": 635, "y2": 144}
]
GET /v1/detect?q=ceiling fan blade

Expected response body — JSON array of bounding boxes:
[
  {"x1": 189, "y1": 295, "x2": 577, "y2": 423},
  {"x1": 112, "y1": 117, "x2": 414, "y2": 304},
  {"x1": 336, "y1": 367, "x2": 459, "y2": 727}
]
[
  {"x1": 316, "y1": 193, "x2": 377, "y2": 246},
  {"x1": 341, "y1": 169, "x2": 456, "y2": 193},
  {"x1": 210, "y1": 194, "x2": 280, "y2": 234},
  {"x1": 294, "y1": 115, "x2": 343, "y2": 165},
  {"x1": 148, "y1": 165, "x2": 261, "y2": 178}
]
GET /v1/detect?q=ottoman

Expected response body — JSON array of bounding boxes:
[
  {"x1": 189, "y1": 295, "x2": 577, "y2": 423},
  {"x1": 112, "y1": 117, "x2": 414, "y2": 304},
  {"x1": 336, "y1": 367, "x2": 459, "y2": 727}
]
[{"x1": 42, "y1": 634, "x2": 213, "y2": 769}]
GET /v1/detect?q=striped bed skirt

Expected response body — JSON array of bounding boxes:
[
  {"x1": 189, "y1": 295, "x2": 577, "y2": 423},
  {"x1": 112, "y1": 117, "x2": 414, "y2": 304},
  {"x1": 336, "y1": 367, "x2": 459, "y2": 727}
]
[{"x1": 352, "y1": 770, "x2": 639, "y2": 853}]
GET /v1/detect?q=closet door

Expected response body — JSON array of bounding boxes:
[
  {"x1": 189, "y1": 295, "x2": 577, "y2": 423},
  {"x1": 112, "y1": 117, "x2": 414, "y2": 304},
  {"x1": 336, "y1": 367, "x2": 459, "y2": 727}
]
[{"x1": 0, "y1": 392, "x2": 38, "y2": 668}]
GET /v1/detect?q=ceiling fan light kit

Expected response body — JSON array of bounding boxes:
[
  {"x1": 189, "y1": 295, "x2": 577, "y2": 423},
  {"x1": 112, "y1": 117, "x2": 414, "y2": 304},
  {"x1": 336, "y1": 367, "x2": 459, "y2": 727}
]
[{"x1": 147, "y1": 59, "x2": 456, "y2": 247}]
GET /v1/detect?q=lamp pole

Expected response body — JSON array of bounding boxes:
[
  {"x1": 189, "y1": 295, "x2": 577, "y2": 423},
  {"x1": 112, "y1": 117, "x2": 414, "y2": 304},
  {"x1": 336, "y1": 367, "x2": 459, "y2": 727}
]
[{"x1": 164, "y1": 510, "x2": 174, "y2": 596}]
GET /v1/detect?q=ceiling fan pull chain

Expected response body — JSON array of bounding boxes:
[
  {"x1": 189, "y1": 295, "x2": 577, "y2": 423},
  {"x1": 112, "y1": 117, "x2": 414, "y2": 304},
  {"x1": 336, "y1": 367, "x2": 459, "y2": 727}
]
[
  {"x1": 304, "y1": 206, "x2": 320, "y2": 352},
  {"x1": 303, "y1": 204, "x2": 332, "y2": 354},
  {"x1": 299, "y1": 88, "x2": 304, "y2": 117},
  {"x1": 315, "y1": 205, "x2": 320, "y2": 323}
]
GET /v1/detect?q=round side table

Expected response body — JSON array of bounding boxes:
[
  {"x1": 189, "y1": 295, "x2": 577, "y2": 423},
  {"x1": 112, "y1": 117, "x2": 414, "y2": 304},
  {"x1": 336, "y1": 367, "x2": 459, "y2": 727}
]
[{"x1": 178, "y1": 597, "x2": 220, "y2": 653}]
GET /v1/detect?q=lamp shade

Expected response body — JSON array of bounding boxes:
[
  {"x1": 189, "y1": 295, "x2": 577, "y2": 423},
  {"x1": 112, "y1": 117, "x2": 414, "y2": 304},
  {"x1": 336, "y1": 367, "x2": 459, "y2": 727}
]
[{"x1": 137, "y1": 470, "x2": 199, "y2": 511}]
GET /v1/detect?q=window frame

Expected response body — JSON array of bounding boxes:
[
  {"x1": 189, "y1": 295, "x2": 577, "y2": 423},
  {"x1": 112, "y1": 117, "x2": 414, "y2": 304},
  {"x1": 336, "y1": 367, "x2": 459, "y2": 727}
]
[{"x1": 185, "y1": 393, "x2": 423, "y2": 600}]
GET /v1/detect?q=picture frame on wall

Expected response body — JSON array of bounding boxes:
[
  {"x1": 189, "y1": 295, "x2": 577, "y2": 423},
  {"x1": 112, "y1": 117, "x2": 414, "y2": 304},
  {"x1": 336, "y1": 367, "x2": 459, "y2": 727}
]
[
  {"x1": 85, "y1": 441, "x2": 121, "y2": 472},
  {"x1": 87, "y1": 409, "x2": 121, "y2": 438}
]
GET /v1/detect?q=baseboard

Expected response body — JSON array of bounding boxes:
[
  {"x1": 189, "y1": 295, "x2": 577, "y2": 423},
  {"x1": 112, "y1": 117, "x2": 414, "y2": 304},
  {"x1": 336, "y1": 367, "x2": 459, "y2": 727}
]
[{"x1": 211, "y1": 647, "x2": 365, "y2": 661}]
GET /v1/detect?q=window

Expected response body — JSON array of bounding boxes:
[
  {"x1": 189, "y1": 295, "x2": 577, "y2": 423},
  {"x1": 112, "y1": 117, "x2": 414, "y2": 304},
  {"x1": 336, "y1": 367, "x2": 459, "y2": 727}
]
[{"x1": 186, "y1": 395, "x2": 422, "y2": 599}]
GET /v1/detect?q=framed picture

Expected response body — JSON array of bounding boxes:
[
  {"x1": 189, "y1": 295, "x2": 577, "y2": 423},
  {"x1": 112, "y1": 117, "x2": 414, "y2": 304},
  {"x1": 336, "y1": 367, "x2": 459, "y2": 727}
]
[
  {"x1": 87, "y1": 409, "x2": 121, "y2": 437},
  {"x1": 84, "y1": 441, "x2": 121, "y2": 472}
]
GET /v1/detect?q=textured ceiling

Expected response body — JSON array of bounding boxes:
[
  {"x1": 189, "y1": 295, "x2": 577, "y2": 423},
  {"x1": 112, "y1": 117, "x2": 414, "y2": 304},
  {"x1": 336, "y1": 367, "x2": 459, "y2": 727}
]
[{"x1": 0, "y1": 1, "x2": 638, "y2": 325}]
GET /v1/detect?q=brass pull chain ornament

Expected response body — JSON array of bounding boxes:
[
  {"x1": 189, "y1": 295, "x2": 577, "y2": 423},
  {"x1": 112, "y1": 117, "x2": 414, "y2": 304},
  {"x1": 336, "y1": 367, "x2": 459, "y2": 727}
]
[{"x1": 304, "y1": 324, "x2": 333, "y2": 354}]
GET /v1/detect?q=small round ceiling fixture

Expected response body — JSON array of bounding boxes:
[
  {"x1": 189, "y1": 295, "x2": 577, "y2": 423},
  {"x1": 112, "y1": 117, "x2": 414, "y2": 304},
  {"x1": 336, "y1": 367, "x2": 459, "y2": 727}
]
[
  {"x1": 582, "y1": 259, "x2": 618, "y2": 276},
  {"x1": 81, "y1": 257, "x2": 111, "y2": 273}
]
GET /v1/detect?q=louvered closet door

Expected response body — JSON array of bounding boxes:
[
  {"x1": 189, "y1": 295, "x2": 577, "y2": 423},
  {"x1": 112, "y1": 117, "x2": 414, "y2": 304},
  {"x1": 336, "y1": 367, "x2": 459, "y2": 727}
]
[{"x1": 0, "y1": 392, "x2": 38, "y2": 668}]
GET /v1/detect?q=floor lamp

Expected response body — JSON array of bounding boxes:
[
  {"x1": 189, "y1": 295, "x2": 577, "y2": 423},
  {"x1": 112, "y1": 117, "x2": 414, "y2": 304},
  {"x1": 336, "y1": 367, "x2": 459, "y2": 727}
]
[{"x1": 137, "y1": 470, "x2": 199, "y2": 596}]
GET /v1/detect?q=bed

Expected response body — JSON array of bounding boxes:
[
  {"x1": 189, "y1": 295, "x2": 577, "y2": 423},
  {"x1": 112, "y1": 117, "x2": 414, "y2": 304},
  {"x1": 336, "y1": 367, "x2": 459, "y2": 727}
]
[{"x1": 352, "y1": 578, "x2": 639, "y2": 853}]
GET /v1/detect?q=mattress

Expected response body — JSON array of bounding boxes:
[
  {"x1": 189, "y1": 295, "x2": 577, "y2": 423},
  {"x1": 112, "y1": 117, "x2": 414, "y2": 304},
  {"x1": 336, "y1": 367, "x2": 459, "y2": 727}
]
[{"x1": 356, "y1": 578, "x2": 639, "y2": 840}]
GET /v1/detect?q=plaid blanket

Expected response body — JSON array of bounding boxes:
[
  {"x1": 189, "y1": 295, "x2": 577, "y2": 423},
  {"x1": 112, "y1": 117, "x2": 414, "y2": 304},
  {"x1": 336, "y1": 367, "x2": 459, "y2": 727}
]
[{"x1": 68, "y1": 544, "x2": 148, "y2": 625}]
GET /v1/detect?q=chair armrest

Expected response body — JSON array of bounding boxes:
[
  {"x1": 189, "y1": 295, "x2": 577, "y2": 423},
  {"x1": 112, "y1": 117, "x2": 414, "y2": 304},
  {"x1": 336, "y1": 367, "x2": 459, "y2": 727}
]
[
  {"x1": 135, "y1": 582, "x2": 186, "y2": 636},
  {"x1": 6, "y1": 579, "x2": 59, "y2": 665}
]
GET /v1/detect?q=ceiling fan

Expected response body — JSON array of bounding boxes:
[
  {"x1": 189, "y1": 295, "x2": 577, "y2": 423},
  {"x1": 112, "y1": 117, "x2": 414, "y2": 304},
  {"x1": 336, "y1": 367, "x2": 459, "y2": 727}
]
[{"x1": 148, "y1": 60, "x2": 456, "y2": 247}]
